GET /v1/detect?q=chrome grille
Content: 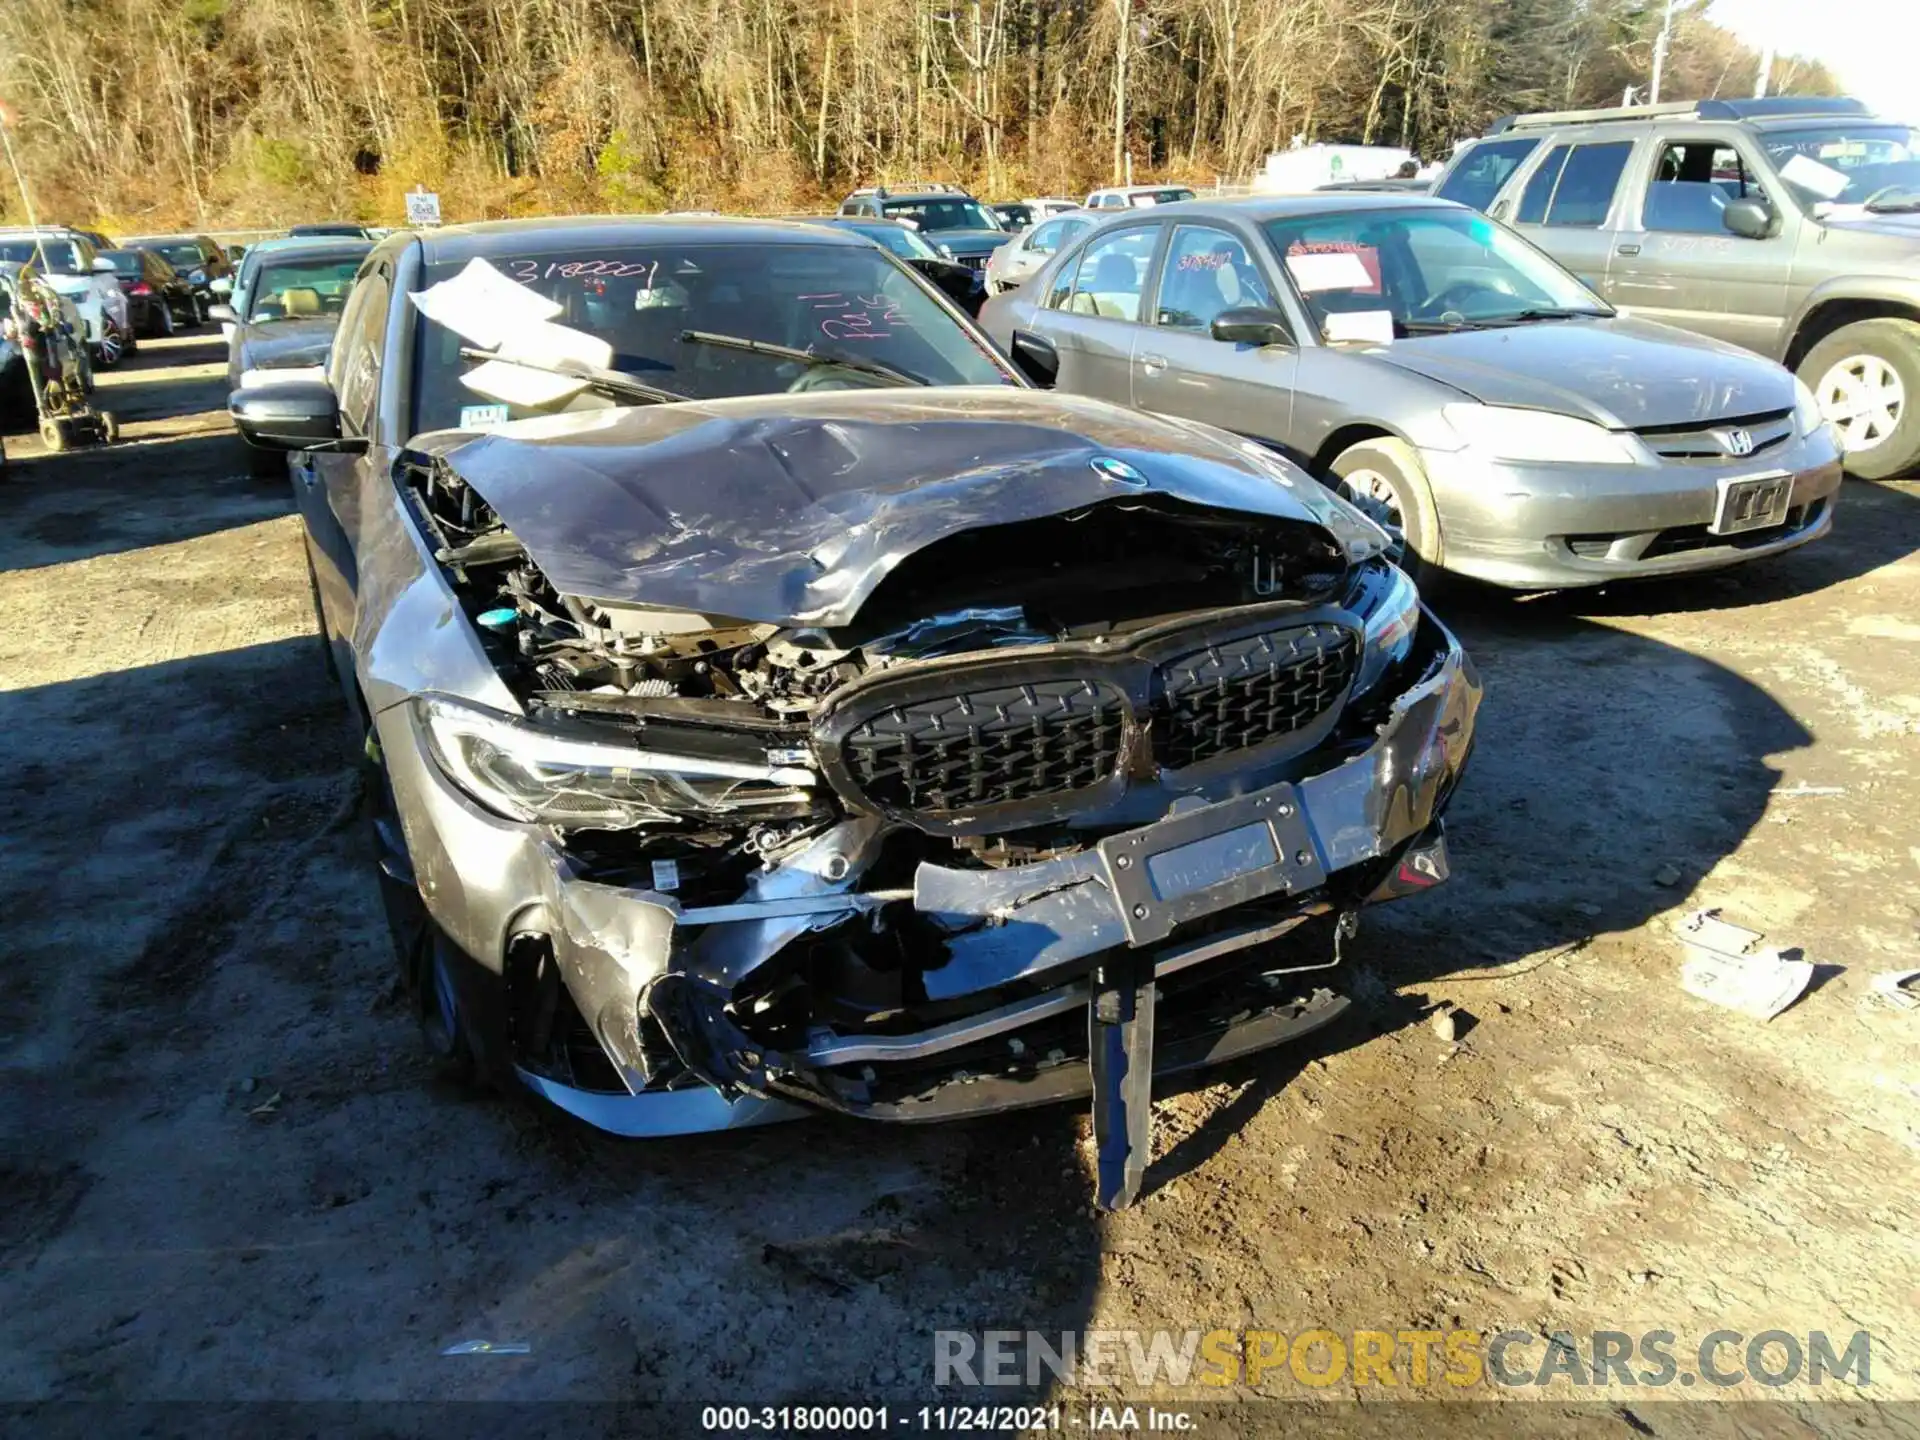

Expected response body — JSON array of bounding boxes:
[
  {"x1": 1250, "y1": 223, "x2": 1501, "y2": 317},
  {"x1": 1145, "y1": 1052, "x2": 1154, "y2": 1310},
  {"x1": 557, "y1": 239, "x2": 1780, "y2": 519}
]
[
  {"x1": 840, "y1": 679, "x2": 1126, "y2": 812},
  {"x1": 1152, "y1": 626, "x2": 1357, "y2": 770},
  {"x1": 1635, "y1": 409, "x2": 1793, "y2": 465}
]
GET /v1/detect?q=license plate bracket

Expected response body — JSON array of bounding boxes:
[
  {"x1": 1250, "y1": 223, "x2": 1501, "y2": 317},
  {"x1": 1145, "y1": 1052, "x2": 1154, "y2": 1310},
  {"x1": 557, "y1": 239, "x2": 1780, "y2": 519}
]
[
  {"x1": 1710, "y1": 471, "x2": 1792, "y2": 537},
  {"x1": 1099, "y1": 785, "x2": 1325, "y2": 947}
]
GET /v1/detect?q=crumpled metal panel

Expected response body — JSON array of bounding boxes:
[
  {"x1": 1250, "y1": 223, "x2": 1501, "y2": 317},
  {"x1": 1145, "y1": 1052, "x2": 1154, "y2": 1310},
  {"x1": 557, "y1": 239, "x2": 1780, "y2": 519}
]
[{"x1": 425, "y1": 387, "x2": 1337, "y2": 626}]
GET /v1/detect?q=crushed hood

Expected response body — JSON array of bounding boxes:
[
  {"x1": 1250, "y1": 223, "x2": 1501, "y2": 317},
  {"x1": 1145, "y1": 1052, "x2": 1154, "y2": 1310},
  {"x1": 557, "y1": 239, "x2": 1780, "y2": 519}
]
[
  {"x1": 1367, "y1": 315, "x2": 1797, "y2": 428},
  {"x1": 424, "y1": 387, "x2": 1341, "y2": 627}
]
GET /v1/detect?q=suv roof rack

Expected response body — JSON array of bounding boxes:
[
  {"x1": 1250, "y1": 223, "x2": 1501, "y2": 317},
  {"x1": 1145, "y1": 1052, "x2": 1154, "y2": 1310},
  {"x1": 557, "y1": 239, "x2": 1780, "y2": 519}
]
[
  {"x1": 1489, "y1": 95, "x2": 1871, "y2": 133},
  {"x1": 849, "y1": 181, "x2": 971, "y2": 199}
]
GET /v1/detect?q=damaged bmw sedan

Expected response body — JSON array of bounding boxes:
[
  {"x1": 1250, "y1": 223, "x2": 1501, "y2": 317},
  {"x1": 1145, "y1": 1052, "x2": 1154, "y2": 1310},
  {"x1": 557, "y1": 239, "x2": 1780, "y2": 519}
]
[{"x1": 232, "y1": 218, "x2": 1479, "y2": 1207}]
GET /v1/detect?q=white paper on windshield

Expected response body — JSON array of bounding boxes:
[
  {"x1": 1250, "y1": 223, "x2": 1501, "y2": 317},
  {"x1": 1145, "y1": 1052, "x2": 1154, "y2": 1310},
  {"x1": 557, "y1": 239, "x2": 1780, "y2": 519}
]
[
  {"x1": 1285, "y1": 251, "x2": 1374, "y2": 293},
  {"x1": 460, "y1": 318, "x2": 616, "y2": 408},
  {"x1": 1322, "y1": 310, "x2": 1395, "y2": 345},
  {"x1": 408, "y1": 258, "x2": 560, "y2": 348},
  {"x1": 1779, "y1": 153, "x2": 1850, "y2": 201}
]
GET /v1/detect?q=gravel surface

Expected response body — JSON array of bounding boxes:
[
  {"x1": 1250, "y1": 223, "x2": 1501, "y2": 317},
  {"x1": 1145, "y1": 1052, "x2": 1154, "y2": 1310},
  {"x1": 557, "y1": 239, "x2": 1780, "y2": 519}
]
[{"x1": 1, "y1": 333, "x2": 1915, "y2": 1426}]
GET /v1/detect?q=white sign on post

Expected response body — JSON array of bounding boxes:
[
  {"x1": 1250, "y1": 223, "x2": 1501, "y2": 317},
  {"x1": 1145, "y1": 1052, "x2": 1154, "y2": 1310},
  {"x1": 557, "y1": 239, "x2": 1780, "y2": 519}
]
[{"x1": 405, "y1": 189, "x2": 443, "y2": 227}]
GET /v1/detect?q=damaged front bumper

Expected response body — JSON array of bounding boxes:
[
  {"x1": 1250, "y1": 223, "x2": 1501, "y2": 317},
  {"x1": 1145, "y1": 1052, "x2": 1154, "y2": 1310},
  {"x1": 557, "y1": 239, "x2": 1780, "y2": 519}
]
[{"x1": 375, "y1": 605, "x2": 1478, "y2": 1155}]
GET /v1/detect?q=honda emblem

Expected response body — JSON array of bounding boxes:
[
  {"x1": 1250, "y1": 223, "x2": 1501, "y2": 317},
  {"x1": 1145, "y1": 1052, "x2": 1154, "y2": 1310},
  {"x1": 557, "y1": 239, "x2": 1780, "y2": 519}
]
[{"x1": 1719, "y1": 427, "x2": 1755, "y2": 457}]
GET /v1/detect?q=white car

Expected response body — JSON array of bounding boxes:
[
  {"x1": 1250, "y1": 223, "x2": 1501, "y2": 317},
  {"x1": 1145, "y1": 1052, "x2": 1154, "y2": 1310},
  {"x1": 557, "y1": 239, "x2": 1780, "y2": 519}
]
[
  {"x1": 982, "y1": 211, "x2": 1094, "y2": 295},
  {"x1": 0, "y1": 230, "x2": 134, "y2": 367},
  {"x1": 1083, "y1": 184, "x2": 1199, "y2": 210}
]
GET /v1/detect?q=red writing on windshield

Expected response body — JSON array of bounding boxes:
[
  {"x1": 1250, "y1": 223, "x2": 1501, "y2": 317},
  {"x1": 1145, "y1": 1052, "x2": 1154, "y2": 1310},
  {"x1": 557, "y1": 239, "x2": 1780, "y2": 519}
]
[
  {"x1": 799, "y1": 291, "x2": 910, "y2": 341},
  {"x1": 1288, "y1": 241, "x2": 1382, "y2": 293}
]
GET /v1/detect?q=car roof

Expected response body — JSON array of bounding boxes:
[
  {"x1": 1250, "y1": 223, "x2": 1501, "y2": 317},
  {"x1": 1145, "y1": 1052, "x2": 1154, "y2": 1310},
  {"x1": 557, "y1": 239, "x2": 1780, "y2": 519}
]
[
  {"x1": 123, "y1": 233, "x2": 214, "y2": 245},
  {"x1": 412, "y1": 215, "x2": 878, "y2": 264},
  {"x1": 245, "y1": 236, "x2": 375, "y2": 260},
  {"x1": 1078, "y1": 192, "x2": 1462, "y2": 223}
]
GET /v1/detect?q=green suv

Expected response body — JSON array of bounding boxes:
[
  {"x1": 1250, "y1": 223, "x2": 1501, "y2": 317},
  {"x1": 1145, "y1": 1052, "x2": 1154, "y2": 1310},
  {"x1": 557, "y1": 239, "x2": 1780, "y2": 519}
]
[{"x1": 1435, "y1": 97, "x2": 1920, "y2": 478}]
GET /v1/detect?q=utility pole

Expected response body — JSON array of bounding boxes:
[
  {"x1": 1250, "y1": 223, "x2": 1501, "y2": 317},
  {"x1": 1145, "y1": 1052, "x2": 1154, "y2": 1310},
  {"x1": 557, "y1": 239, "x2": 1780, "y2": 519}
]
[
  {"x1": 1648, "y1": 0, "x2": 1676, "y2": 104},
  {"x1": 1754, "y1": 43, "x2": 1774, "y2": 98}
]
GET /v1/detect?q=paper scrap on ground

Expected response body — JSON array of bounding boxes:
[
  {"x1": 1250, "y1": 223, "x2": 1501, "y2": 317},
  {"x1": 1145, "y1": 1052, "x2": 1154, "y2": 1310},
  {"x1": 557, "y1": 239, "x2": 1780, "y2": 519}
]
[
  {"x1": 1676, "y1": 908, "x2": 1813, "y2": 1021},
  {"x1": 1869, "y1": 969, "x2": 1920, "y2": 1012},
  {"x1": 1286, "y1": 252, "x2": 1374, "y2": 293},
  {"x1": 442, "y1": 1340, "x2": 532, "y2": 1355},
  {"x1": 1322, "y1": 309, "x2": 1395, "y2": 345},
  {"x1": 1780, "y1": 153, "x2": 1850, "y2": 201},
  {"x1": 409, "y1": 258, "x2": 559, "y2": 349}
]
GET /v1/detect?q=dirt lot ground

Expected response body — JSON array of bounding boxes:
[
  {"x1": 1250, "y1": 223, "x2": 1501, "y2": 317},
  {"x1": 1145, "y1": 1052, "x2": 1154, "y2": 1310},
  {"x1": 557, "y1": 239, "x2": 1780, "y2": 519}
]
[{"x1": 1, "y1": 333, "x2": 1916, "y2": 1433}]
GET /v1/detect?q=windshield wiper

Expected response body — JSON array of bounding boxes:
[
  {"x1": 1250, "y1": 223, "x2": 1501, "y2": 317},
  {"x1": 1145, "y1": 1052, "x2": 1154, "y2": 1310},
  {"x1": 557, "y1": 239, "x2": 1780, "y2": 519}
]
[
  {"x1": 678, "y1": 329, "x2": 926, "y2": 386},
  {"x1": 1402, "y1": 306, "x2": 1606, "y2": 333},
  {"x1": 456, "y1": 346, "x2": 687, "y2": 406}
]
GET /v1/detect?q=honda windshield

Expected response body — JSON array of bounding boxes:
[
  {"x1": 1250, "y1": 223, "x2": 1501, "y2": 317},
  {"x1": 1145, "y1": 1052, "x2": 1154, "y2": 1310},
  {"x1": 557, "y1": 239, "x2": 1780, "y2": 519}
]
[{"x1": 1262, "y1": 207, "x2": 1608, "y2": 338}]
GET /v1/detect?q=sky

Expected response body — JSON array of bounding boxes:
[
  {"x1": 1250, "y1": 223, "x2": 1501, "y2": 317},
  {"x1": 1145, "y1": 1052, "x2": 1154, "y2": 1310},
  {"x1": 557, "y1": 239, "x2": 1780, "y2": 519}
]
[{"x1": 1707, "y1": 0, "x2": 1913, "y2": 122}]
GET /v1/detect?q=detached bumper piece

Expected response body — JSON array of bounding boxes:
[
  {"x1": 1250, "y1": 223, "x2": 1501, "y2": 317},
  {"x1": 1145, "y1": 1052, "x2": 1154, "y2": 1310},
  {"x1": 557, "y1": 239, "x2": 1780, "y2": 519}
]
[{"x1": 1090, "y1": 955, "x2": 1154, "y2": 1210}]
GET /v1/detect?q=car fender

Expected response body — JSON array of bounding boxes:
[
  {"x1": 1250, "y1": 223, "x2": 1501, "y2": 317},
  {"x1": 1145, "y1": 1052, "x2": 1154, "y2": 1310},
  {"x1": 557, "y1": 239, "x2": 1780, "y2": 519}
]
[{"x1": 1784, "y1": 273, "x2": 1920, "y2": 363}]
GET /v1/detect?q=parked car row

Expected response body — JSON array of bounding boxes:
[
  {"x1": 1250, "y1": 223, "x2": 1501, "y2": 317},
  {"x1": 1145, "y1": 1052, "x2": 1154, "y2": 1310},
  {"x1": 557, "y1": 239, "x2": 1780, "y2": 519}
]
[{"x1": 210, "y1": 99, "x2": 1905, "y2": 1207}]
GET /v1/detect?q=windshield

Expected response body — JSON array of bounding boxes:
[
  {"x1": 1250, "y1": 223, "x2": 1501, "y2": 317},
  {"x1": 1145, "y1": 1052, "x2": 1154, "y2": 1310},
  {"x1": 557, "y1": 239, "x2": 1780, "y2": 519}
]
[
  {"x1": 409, "y1": 242, "x2": 1015, "y2": 433},
  {"x1": 880, "y1": 197, "x2": 1002, "y2": 232},
  {"x1": 1760, "y1": 125, "x2": 1920, "y2": 210},
  {"x1": 0, "y1": 239, "x2": 84, "y2": 274},
  {"x1": 1263, "y1": 207, "x2": 1607, "y2": 336},
  {"x1": 154, "y1": 244, "x2": 206, "y2": 270},
  {"x1": 247, "y1": 258, "x2": 362, "y2": 321},
  {"x1": 846, "y1": 223, "x2": 940, "y2": 260},
  {"x1": 98, "y1": 251, "x2": 144, "y2": 277}
]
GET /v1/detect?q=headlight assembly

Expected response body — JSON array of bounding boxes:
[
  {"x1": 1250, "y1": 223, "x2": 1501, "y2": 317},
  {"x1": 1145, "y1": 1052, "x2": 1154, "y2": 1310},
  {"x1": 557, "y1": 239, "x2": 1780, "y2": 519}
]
[
  {"x1": 1442, "y1": 403, "x2": 1638, "y2": 466},
  {"x1": 1792, "y1": 375, "x2": 1828, "y2": 438},
  {"x1": 415, "y1": 696, "x2": 819, "y2": 829},
  {"x1": 1350, "y1": 561, "x2": 1421, "y2": 696}
]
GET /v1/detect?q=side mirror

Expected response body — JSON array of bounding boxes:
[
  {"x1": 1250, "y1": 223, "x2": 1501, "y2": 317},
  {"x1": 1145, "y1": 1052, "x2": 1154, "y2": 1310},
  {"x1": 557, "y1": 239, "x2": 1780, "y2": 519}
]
[
  {"x1": 229, "y1": 380, "x2": 363, "y2": 453},
  {"x1": 1008, "y1": 329, "x2": 1059, "y2": 387},
  {"x1": 1722, "y1": 197, "x2": 1777, "y2": 240},
  {"x1": 1210, "y1": 307, "x2": 1293, "y2": 347},
  {"x1": 91, "y1": 257, "x2": 117, "y2": 274},
  {"x1": 207, "y1": 303, "x2": 236, "y2": 324}
]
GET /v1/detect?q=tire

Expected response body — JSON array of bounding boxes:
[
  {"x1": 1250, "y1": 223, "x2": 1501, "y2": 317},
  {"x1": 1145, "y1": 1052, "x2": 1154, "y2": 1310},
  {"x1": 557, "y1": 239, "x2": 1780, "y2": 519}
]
[
  {"x1": 99, "y1": 410, "x2": 119, "y2": 443},
  {"x1": 366, "y1": 744, "x2": 483, "y2": 1085},
  {"x1": 1329, "y1": 436, "x2": 1444, "y2": 587},
  {"x1": 78, "y1": 346, "x2": 95, "y2": 393},
  {"x1": 94, "y1": 319, "x2": 125, "y2": 369},
  {"x1": 40, "y1": 417, "x2": 71, "y2": 452},
  {"x1": 152, "y1": 298, "x2": 175, "y2": 338},
  {"x1": 190, "y1": 293, "x2": 208, "y2": 326},
  {"x1": 1798, "y1": 318, "x2": 1920, "y2": 481}
]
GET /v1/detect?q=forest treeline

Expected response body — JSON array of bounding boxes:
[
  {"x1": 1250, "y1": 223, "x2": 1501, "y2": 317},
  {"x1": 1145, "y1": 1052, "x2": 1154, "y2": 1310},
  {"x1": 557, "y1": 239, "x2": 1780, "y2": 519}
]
[{"x1": 0, "y1": 0, "x2": 1838, "y2": 229}]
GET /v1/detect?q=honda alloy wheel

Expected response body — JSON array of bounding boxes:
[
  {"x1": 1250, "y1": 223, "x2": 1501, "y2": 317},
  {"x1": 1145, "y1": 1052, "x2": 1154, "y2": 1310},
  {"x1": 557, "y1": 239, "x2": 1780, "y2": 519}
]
[
  {"x1": 96, "y1": 321, "x2": 124, "y2": 368},
  {"x1": 1816, "y1": 353, "x2": 1904, "y2": 457}
]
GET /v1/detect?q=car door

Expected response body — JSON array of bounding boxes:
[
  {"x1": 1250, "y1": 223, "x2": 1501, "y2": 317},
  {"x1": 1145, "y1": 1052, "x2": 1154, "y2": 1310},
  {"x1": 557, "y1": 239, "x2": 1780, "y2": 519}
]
[
  {"x1": 1499, "y1": 136, "x2": 1636, "y2": 296},
  {"x1": 1603, "y1": 133, "x2": 1794, "y2": 354},
  {"x1": 1133, "y1": 221, "x2": 1298, "y2": 441},
  {"x1": 1025, "y1": 222, "x2": 1165, "y2": 404},
  {"x1": 1008, "y1": 215, "x2": 1089, "y2": 288},
  {"x1": 299, "y1": 258, "x2": 391, "y2": 663}
]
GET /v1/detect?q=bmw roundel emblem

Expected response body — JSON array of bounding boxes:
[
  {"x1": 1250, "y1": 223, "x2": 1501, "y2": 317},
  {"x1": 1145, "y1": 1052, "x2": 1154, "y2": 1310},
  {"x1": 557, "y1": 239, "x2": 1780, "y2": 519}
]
[{"x1": 1090, "y1": 456, "x2": 1148, "y2": 488}]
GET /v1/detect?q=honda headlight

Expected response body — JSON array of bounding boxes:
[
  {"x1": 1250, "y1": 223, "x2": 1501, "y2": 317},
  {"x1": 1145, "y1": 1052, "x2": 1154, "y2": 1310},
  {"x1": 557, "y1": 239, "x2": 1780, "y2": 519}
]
[
  {"x1": 1442, "y1": 403, "x2": 1638, "y2": 465},
  {"x1": 1792, "y1": 375, "x2": 1827, "y2": 438},
  {"x1": 415, "y1": 696, "x2": 819, "y2": 828},
  {"x1": 190, "y1": 268, "x2": 207, "y2": 285},
  {"x1": 1351, "y1": 562, "x2": 1420, "y2": 696}
]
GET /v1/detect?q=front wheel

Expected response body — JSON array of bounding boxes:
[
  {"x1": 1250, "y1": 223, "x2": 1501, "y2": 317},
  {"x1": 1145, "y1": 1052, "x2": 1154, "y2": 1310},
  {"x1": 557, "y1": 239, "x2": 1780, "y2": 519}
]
[
  {"x1": 152, "y1": 298, "x2": 175, "y2": 338},
  {"x1": 1329, "y1": 436, "x2": 1444, "y2": 587},
  {"x1": 1799, "y1": 318, "x2": 1920, "y2": 480},
  {"x1": 94, "y1": 319, "x2": 126, "y2": 369}
]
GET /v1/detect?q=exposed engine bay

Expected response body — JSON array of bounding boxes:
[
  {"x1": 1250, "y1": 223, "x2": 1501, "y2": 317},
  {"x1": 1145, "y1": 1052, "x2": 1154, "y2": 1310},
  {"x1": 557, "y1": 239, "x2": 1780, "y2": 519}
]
[{"x1": 383, "y1": 398, "x2": 1479, "y2": 1208}]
